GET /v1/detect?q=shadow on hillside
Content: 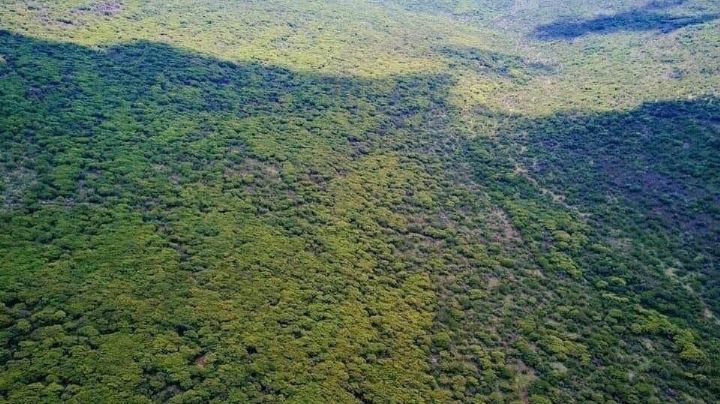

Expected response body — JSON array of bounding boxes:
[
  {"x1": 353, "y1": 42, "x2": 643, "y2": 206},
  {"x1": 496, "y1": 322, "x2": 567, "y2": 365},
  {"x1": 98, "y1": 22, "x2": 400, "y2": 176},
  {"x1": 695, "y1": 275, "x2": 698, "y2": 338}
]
[
  {"x1": 532, "y1": 8, "x2": 718, "y2": 40},
  {"x1": 512, "y1": 97, "x2": 720, "y2": 313},
  {"x1": 518, "y1": 97, "x2": 720, "y2": 237}
]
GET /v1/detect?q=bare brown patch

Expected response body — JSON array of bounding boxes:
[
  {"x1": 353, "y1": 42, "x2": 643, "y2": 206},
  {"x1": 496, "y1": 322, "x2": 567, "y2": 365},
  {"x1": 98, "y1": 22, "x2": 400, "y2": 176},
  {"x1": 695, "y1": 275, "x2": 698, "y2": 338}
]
[
  {"x1": 76, "y1": 1, "x2": 123, "y2": 16},
  {"x1": 194, "y1": 353, "x2": 208, "y2": 368},
  {"x1": 513, "y1": 359, "x2": 537, "y2": 404},
  {"x1": 487, "y1": 207, "x2": 522, "y2": 244}
]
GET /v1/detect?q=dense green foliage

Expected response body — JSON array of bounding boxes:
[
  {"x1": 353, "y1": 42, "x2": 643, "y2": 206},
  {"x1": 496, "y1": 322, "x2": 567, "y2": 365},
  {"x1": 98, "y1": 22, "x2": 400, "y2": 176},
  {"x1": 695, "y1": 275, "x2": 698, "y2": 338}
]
[{"x1": 0, "y1": 0, "x2": 718, "y2": 402}]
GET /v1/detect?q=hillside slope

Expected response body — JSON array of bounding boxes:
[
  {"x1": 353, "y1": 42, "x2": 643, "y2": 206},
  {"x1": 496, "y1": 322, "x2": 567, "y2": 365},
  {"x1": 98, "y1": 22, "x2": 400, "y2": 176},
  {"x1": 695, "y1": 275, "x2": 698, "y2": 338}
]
[{"x1": 1, "y1": 0, "x2": 719, "y2": 402}]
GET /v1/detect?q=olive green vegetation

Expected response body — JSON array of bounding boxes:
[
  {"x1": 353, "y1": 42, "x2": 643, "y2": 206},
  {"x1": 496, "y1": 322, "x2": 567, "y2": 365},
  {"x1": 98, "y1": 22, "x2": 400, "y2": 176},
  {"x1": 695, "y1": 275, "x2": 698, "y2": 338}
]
[{"x1": 0, "y1": 0, "x2": 718, "y2": 402}]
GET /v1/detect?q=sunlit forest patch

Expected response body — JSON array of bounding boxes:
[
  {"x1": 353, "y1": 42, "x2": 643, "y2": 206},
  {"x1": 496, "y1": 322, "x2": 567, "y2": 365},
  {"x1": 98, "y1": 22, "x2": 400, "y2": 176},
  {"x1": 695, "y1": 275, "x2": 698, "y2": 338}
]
[{"x1": 0, "y1": 0, "x2": 718, "y2": 402}]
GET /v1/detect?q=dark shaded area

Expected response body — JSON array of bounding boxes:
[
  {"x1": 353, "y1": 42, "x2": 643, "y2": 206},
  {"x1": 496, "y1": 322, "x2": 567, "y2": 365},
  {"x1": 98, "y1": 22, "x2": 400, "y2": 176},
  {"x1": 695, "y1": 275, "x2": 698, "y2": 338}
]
[
  {"x1": 533, "y1": 9, "x2": 718, "y2": 40},
  {"x1": 510, "y1": 98, "x2": 720, "y2": 315},
  {"x1": 525, "y1": 98, "x2": 720, "y2": 233},
  {"x1": 464, "y1": 96, "x2": 720, "y2": 401}
]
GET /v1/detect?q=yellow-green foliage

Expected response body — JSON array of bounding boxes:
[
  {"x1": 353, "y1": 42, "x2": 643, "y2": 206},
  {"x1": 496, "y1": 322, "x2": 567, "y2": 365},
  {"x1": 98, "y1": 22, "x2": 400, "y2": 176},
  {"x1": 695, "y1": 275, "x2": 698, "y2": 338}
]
[{"x1": 0, "y1": 0, "x2": 719, "y2": 402}]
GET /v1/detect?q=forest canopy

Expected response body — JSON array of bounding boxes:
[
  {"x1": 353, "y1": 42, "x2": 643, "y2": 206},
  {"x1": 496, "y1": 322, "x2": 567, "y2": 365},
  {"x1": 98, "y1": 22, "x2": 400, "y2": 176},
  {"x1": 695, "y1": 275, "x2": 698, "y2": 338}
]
[{"x1": 0, "y1": 0, "x2": 719, "y2": 402}]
